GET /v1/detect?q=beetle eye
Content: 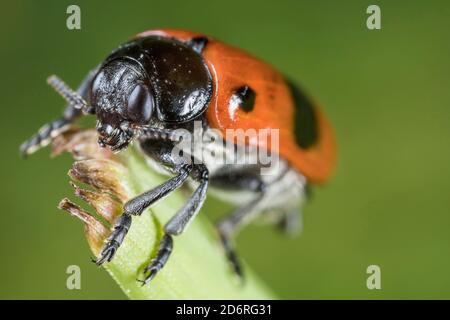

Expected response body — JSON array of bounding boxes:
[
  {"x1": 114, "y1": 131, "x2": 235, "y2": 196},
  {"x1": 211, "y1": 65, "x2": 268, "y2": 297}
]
[
  {"x1": 90, "y1": 70, "x2": 105, "y2": 101},
  {"x1": 127, "y1": 84, "x2": 153, "y2": 123}
]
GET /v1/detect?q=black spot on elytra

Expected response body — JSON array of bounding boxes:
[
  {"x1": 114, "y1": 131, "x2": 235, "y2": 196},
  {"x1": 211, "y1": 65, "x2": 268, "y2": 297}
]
[
  {"x1": 286, "y1": 80, "x2": 318, "y2": 149},
  {"x1": 234, "y1": 86, "x2": 256, "y2": 112}
]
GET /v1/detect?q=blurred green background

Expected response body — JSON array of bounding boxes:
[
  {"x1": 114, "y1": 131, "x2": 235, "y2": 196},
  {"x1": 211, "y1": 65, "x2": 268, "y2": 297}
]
[{"x1": 1, "y1": 0, "x2": 449, "y2": 299}]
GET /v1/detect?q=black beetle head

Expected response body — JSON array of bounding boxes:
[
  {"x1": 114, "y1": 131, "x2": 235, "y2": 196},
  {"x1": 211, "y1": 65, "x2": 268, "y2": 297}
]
[{"x1": 90, "y1": 59, "x2": 155, "y2": 151}]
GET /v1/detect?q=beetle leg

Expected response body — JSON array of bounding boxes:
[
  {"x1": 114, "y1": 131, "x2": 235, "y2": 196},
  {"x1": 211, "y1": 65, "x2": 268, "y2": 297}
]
[
  {"x1": 217, "y1": 192, "x2": 266, "y2": 279},
  {"x1": 20, "y1": 68, "x2": 98, "y2": 157},
  {"x1": 123, "y1": 164, "x2": 192, "y2": 215},
  {"x1": 140, "y1": 164, "x2": 209, "y2": 285},
  {"x1": 95, "y1": 213, "x2": 131, "y2": 265},
  {"x1": 138, "y1": 234, "x2": 173, "y2": 285},
  {"x1": 164, "y1": 164, "x2": 209, "y2": 235},
  {"x1": 278, "y1": 208, "x2": 302, "y2": 237},
  {"x1": 95, "y1": 163, "x2": 192, "y2": 266},
  {"x1": 207, "y1": 167, "x2": 267, "y2": 279}
]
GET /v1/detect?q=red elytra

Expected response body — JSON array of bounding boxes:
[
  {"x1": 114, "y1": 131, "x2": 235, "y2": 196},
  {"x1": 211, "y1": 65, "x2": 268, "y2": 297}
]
[{"x1": 137, "y1": 29, "x2": 337, "y2": 183}]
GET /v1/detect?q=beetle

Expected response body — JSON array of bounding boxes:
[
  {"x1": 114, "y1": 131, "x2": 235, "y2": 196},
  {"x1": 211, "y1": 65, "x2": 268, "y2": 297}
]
[{"x1": 20, "y1": 29, "x2": 336, "y2": 284}]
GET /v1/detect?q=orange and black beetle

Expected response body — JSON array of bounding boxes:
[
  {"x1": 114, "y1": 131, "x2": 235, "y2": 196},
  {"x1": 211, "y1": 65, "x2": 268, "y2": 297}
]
[{"x1": 21, "y1": 29, "x2": 336, "y2": 284}]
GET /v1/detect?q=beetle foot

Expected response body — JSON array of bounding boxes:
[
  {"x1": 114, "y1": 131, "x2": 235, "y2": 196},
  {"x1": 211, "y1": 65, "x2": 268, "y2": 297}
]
[
  {"x1": 138, "y1": 261, "x2": 162, "y2": 286},
  {"x1": 95, "y1": 241, "x2": 119, "y2": 265},
  {"x1": 95, "y1": 214, "x2": 132, "y2": 265},
  {"x1": 138, "y1": 234, "x2": 173, "y2": 285},
  {"x1": 218, "y1": 229, "x2": 244, "y2": 280}
]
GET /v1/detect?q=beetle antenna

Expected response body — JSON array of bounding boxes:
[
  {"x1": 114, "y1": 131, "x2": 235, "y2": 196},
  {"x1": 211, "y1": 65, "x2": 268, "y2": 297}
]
[
  {"x1": 134, "y1": 125, "x2": 189, "y2": 143},
  {"x1": 47, "y1": 75, "x2": 92, "y2": 114}
]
